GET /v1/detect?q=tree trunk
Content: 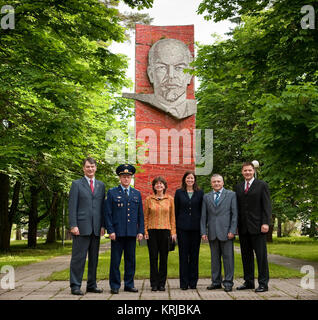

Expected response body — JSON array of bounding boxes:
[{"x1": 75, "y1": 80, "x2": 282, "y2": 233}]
[
  {"x1": 0, "y1": 173, "x2": 10, "y2": 251},
  {"x1": 65, "y1": 229, "x2": 72, "y2": 240},
  {"x1": 309, "y1": 219, "x2": 317, "y2": 238},
  {"x1": 8, "y1": 180, "x2": 21, "y2": 238},
  {"x1": 28, "y1": 186, "x2": 40, "y2": 248},
  {"x1": 16, "y1": 227, "x2": 22, "y2": 240},
  {"x1": 46, "y1": 193, "x2": 59, "y2": 243},
  {"x1": 56, "y1": 197, "x2": 62, "y2": 241},
  {"x1": 277, "y1": 217, "x2": 282, "y2": 237},
  {"x1": 56, "y1": 227, "x2": 61, "y2": 241}
]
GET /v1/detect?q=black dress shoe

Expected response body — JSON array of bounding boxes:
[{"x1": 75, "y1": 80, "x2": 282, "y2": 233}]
[
  {"x1": 71, "y1": 289, "x2": 84, "y2": 296},
  {"x1": 124, "y1": 287, "x2": 138, "y2": 293},
  {"x1": 224, "y1": 286, "x2": 232, "y2": 292},
  {"x1": 207, "y1": 284, "x2": 222, "y2": 290},
  {"x1": 181, "y1": 287, "x2": 188, "y2": 290},
  {"x1": 86, "y1": 287, "x2": 103, "y2": 293},
  {"x1": 158, "y1": 286, "x2": 165, "y2": 291},
  {"x1": 255, "y1": 285, "x2": 268, "y2": 293},
  {"x1": 110, "y1": 288, "x2": 119, "y2": 294},
  {"x1": 236, "y1": 283, "x2": 255, "y2": 290},
  {"x1": 151, "y1": 286, "x2": 158, "y2": 291},
  {"x1": 189, "y1": 285, "x2": 197, "y2": 289}
]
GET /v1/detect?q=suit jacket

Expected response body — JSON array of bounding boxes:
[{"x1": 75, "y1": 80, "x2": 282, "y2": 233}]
[
  {"x1": 235, "y1": 179, "x2": 272, "y2": 235},
  {"x1": 200, "y1": 188, "x2": 238, "y2": 241},
  {"x1": 174, "y1": 189, "x2": 204, "y2": 231},
  {"x1": 104, "y1": 186, "x2": 144, "y2": 237},
  {"x1": 68, "y1": 177, "x2": 105, "y2": 236}
]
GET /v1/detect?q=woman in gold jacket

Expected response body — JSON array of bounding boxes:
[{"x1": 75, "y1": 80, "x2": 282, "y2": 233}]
[{"x1": 144, "y1": 176, "x2": 176, "y2": 292}]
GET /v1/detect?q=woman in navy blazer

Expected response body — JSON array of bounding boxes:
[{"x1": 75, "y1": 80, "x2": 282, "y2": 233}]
[{"x1": 174, "y1": 171, "x2": 204, "y2": 290}]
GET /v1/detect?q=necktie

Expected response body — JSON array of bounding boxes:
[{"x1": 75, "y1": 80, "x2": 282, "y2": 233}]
[
  {"x1": 245, "y1": 182, "x2": 249, "y2": 194},
  {"x1": 90, "y1": 179, "x2": 94, "y2": 193},
  {"x1": 214, "y1": 191, "x2": 220, "y2": 205},
  {"x1": 124, "y1": 188, "x2": 128, "y2": 199}
]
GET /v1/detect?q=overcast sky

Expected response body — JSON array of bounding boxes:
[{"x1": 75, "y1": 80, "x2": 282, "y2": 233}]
[{"x1": 111, "y1": 0, "x2": 233, "y2": 91}]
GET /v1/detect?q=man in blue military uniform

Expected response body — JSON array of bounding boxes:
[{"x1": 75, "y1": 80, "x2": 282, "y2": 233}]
[{"x1": 104, "y1": 164, "x2": 144, "y2": 294}]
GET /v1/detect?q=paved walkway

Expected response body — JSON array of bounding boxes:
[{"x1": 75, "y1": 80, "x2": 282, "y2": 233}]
[
  {"x1": 0, "y1": 243, "x2": 317, "y2": 300},
  {"x1": 233, "y1": 246, "x2": 318, "y2": 276}
]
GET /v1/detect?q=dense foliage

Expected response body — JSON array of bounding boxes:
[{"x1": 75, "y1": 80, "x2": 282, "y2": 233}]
[
  {"x1": 194, "y1": 0, "x2": 318, "y2": 237},
  {"x1": 0, "y1": 0, "x2": 152, "y2": 249}
]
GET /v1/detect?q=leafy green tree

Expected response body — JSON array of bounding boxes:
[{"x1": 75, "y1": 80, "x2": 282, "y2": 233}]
[
  {"x1": 249, "y1": 84, "x2": 318, "y2": 236},
  {"x1": 193, "y1": 33, "x2": 255, "y2": 193},
  {"x1": 195, "y1": 0, "x2": 318, "y2": 237},
  {"x1": 121, "y1": 0, "x2": 153, "y2": 9},
  {"x1": 198, "y1": 0, "x2": 304, "y2": 22},
  {"x1": 0, "y1": 0, "x2": 153, "y2": 249}
]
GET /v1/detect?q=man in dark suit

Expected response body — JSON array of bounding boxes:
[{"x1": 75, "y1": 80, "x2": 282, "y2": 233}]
[
  {"x1": 69, "y1": 157, "x2": 105, "y2": 295},
  {"x1": 104, "y1": 164, "x2": 144, "y2": 294},
  {"x1": 235, "y1": 162, "x2": 272, "y2": 292},
  {"x1": 201, "y1": 174, "x2": 238, "y2": 292}
]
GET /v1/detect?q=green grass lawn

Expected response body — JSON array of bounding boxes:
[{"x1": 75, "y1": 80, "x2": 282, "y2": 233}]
[
  {"x1": 45, "y1": 242, "x2": 302, "y2": 281},
  {"x1": 234, "y1": 236, "x2": 318, "y2": 262},
  {"x1": 0, "y1": 239, "x2": 109, "y2": 269},
  {"x1": 266, "y1": 236, "x2": 318, "y2": 262},
  {"x1": 0, "y1": 240, "x2": 73, "y2": 269},
  {"x1": 2, "y1": 237, "x2": 311, "y2": 281}
]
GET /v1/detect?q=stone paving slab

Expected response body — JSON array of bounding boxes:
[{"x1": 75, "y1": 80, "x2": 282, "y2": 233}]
[
  {"x1": 1, "y1": 277, "x2": 318, "y2": 300},
  {"x1": 199, "y1": 291, "x2": 233, "y2": 300},
  {"x1": 227, "y1": 291, "x2": 264, "y2": 300},
  {"x1": 0, "y1": 279, "x2": 318, "y2": 301},
  {"x1": 270, "y1": 278, "x2": 318, "y2": 299},
  {"x1": 1, "y1": 241, "x2": 318, "y2": 301},
  {"x1": 169, "y1": 290, "x2": 201, "y2": 300}
]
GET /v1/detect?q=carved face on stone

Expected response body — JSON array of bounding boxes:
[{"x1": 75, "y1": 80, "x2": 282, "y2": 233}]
[{"x1": 147, "y1": 39, "x2": 193, "y2": 105}]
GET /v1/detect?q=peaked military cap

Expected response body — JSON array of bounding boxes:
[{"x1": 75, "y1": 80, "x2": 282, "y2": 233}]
[{"x1": 116, "y1": 164, "x2": 136, "y2": 176}]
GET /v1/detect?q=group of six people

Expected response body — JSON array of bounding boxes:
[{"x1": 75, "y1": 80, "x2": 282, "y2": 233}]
[{"x1": 69, "y1": 158, "x2": 272, "y2": 296}]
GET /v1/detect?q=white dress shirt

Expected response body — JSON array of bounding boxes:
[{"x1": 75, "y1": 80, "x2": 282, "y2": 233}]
[
  {"x1": 213, "y1": 187, "x2": 224, "y2": 200},
  {"x1": 244, "y1": 177, "x2": 255, "y2": 190},
  {"x1": 84, "y1": 176, "x2": 95, "y2": 188}
]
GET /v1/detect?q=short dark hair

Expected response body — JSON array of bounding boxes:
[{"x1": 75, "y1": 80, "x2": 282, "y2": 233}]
[
  {"x1": 241, "y1": 161, "x2": 254, "y2": 169},
  {"x1": 211, "y1": 173, "x2": 224, "y2": 181},
  {"x1": 181, "y1": 171, "x2": 200, "y2": 191},
  {"x1": 152, "y1": 176, "x2": 168, "y2": 194},
  {"x1": 83, "y1": 157, "x2": 97, "y2": 166}
]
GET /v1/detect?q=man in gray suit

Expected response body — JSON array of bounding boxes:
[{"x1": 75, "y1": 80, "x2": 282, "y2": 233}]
[
  {"x1": 69, "y1": 157, "x2": 105, "y2": 295},
  {"x1": 201, "y1": 174, "x2": 238, "y2": 292}
]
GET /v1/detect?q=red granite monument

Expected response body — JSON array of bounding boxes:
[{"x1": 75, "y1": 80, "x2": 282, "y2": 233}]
[{"x1": 125, "y1": 24, "x2": 196, "y2": 200}]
